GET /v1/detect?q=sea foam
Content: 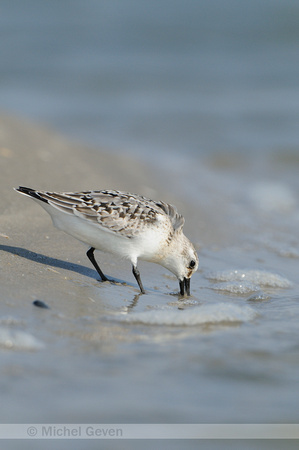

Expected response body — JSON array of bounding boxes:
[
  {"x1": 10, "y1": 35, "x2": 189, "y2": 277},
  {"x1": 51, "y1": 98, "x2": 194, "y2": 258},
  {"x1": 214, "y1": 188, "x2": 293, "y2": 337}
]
[
  {"x1": 207, "y1": 269, "x2": 292, "y2": 289},
  {"x1": 119, "y1": 303, "x2": 257, "y2": 326},
  {"x1": 0, "y1": 328, "x2": 44, "y2": 351}
]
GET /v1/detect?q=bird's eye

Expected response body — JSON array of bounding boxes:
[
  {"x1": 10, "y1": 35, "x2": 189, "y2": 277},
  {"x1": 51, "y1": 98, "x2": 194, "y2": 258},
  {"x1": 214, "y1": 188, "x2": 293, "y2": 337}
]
[{"x1": 189, "y1": 260, "x2": 196, "y2": 269}]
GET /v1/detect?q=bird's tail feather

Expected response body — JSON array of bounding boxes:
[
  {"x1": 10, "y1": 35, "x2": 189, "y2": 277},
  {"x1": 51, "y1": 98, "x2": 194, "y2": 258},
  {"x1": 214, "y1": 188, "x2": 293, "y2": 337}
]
[{"x1": 15, "y1": 186, "x2": 48, "y2": 204}]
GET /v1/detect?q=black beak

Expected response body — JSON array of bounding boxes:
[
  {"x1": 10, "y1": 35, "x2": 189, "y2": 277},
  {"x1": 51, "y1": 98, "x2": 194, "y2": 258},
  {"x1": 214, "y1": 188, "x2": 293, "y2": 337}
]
[{"x1": 179, "y1": 277, "x2": 191, "y2": 296}]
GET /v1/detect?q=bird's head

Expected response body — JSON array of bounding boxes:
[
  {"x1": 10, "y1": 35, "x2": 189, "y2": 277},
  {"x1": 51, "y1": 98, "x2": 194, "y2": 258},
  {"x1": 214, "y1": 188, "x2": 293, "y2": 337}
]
[{"x1": 161, "y1": 232, "x2": 199, "y2": 296}]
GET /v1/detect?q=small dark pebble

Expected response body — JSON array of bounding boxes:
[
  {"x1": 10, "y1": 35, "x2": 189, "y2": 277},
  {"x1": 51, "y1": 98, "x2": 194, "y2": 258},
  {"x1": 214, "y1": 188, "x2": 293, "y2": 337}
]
[{"x1": 33, "y1": 300, "x2": 50, "y2": 309}]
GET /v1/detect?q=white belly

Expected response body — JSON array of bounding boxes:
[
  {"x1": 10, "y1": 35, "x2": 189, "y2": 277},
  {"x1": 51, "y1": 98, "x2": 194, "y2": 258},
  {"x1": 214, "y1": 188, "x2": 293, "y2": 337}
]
[{"x1": 42, "y1": 202, "x2": 164, "y2": 264}]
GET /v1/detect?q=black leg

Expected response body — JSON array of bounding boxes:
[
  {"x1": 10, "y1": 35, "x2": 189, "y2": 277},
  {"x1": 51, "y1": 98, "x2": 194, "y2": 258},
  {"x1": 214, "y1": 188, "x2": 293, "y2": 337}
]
[
  {"x1": 132, "y1": 265, "x2": 145, "y2": 294},
  {"x1": 179, "y1": 279, "x2": 185, "y2": 296},
  {"x1": 184, "y1": 277, "x2": 191, "y2": 296},
  {"x1": 86, "y1": 247, "x2": 108, "y2": 282}
]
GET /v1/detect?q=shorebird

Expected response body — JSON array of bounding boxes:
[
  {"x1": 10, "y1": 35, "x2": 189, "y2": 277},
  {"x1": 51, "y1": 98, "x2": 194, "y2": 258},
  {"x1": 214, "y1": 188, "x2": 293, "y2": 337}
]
[{"x1": 15, "y1": 187, "x2": 198, "y2": 295}]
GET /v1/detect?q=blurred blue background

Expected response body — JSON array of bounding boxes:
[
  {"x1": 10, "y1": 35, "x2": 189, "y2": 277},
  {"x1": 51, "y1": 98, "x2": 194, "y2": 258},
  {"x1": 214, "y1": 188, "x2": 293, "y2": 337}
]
[{"x1": 1, "y1": 0, "x2": 299, "y2": 157}]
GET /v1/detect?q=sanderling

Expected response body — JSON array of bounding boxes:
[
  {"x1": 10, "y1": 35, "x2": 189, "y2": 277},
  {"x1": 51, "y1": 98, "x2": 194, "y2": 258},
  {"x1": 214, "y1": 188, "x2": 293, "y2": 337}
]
[{"x1": 15, "y1": 186, "x2": 198, "y2": 295}]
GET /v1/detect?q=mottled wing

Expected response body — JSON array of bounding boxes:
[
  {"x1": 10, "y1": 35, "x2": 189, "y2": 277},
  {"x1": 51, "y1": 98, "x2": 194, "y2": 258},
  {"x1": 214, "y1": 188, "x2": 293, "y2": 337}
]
[
  {"x1": 75, "y1": 191, "x2": 159, "y2": 236},
  {"x1": 90, "y1": 191, "x2": 185, "y2": 231},
  {"x1": 91, "y1": 191, "x2": 185, "y2": 232},
  {"x1": 36, "y1": 190, "x2": 184, "y2": 237}
]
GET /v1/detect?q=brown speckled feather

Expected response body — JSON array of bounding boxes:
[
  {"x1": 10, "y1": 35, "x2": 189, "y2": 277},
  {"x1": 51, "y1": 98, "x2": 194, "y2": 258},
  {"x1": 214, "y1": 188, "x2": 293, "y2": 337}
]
[{"x1": 37, "y1": 190, "x2": 185, "y2": 238}]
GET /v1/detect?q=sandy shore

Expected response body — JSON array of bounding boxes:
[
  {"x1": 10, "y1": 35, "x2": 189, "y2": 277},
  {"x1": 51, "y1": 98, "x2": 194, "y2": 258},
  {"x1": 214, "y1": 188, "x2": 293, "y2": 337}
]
[{"x1": 1, "y1": 114, "x2": 184, "y2": 305}]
